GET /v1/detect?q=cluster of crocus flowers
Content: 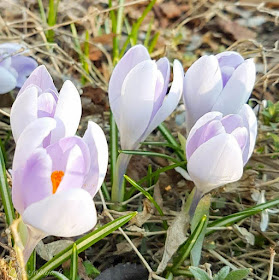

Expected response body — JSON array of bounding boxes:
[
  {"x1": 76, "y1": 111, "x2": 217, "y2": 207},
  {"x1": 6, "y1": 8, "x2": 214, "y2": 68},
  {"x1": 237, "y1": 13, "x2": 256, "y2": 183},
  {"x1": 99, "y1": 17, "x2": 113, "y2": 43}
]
[
  {"x1": 0, "y1": 43, "x2": 37, "y2": 94},
  {"x1": 11, "y1": 66, "x2": 108, "y2": 262},
  {"x1": 108, "y1": 45, "x2": 184, "y2": 202}
]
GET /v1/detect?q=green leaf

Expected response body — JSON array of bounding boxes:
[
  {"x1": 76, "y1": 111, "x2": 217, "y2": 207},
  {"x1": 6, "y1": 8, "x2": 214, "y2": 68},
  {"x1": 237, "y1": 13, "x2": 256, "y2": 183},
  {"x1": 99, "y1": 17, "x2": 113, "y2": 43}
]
[
  {"x1": 48, "y1": 271, "x2": 70, "y2": 280},
  {"x1": 29, "y1": 212, "x2": 136, "y2": 280},
  {"x1": 223, "y1": 269, "x2": 250, "y2": 280},
  {"x1": 189, "y1": 267, "x2": 211, "y2": 280},
  {"x1": 172, "y1": 215, "x2": 207, "y2": 272},
  {"x1": 177, "y1": 132, "x2": 187, "y2": 155},
  {"x1": 0, "y1": 145, "x2": 15, "y2": 226},
  {"x1": 213, "y1": 266, "x2": 230, "y2": 280},
  {"x1": 70, "y1": 243, "x2": 78, "y2": 280},
  {"x1": 83, "y1": 261, "x2": 100, "y2": 277},
  {"x1": 190, "y1": 194, "x2": 211, "y2": 266}
]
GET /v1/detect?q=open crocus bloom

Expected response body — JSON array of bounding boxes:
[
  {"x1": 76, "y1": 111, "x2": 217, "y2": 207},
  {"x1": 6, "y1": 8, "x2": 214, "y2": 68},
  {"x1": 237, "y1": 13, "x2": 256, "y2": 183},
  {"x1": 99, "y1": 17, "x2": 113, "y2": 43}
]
[
  {"x1": 0, "y1": 43, "x2": 37, "y2": 94},
  {"x1": 183, "y1": 51, "x2": 256, "y2": 133},
  {"x1": 186, "y1": 104, "x2": 257, "y2": 196},
  {"x1": 10, "y1": 65, "x2": 81, "y2": 144},
  {"x1": 108, "y1": 44, "x2": 184, "y2": 201},
  {"x1": 12, "y1": 117, "x2": 108, "y2": 262}
]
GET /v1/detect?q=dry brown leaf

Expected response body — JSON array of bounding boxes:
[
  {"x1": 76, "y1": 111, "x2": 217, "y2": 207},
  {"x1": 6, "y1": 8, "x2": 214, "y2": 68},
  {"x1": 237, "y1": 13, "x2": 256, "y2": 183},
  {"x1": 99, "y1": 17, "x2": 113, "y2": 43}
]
[
  {"x1": 115, "y1": 238, "x2": 142, "y2": 255},
  {"x1": 130, "y1": 199, "x2": 153, "y2": 227},
  {"x1": 160, "y1": 2, "x2": 181, "y2": 19}
]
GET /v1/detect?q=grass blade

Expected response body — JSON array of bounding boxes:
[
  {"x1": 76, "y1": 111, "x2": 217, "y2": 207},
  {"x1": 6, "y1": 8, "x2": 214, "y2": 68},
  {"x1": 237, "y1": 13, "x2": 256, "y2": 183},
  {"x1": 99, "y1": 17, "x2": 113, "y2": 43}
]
[
  {"x1": 70, "y1": 243, "x2": 78, "y2": 280},
  {"x1": 48, "y1": 271, "x2": 70, "y2": 280},
  {"x1": 29, "y1": 212, "x2": 136, "y2": 280},
  {"x1": 171, "y1": 215, "x2": 207, "y2": 272},
  {"x1": 26, "y1": 250, "x2": 36, "y2": 278},
  {"x1": 0, "y1": 145, "x2": 15, "y2": 226}
]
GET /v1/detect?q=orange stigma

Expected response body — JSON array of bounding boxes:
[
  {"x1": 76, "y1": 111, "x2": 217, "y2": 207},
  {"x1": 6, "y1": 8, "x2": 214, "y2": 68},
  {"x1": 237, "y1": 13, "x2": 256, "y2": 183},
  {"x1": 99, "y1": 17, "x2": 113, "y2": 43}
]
[{"x1": 51, "y1": 171, "x2": 64, "y2": 194}]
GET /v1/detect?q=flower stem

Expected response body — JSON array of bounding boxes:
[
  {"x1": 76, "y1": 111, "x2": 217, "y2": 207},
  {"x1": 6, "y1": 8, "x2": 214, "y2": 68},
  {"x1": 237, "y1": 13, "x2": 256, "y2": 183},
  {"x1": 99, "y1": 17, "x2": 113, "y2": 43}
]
[{"x1": 189, "y1": 189, "x2": 203, "y2": 219}]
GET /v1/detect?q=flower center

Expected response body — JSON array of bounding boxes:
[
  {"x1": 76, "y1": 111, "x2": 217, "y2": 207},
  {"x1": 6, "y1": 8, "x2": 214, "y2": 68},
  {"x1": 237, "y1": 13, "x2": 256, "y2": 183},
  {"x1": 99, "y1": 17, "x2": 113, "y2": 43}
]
[{"x1": 51, "y1": 171, "x2": 64, "y2": 194}]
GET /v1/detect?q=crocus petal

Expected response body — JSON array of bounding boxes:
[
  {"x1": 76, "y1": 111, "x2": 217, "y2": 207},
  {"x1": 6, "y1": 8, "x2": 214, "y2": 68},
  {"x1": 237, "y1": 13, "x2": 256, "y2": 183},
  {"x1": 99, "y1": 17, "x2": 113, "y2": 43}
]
[
  {"x1": 186, "y1": 120, "x2": 226, "y2": 159},
  {"x1": 216, "y1": 51, "x2": 244, "y2": 69},
  {"x1": 10, "y1": 86, "x2": 38, "y2": 142},
  {"x1": 108, "y1": 45, "x2": 150, "y2": 123},
  {"x1": 0, "y1": 66, "x2": 17, "y2": 94},
  {"x1": 142, "y1": 59, "x2": 184, "y2": 140},
  {"x1": 12, "y1": 148, "x2": 52, "y2": 214},
  {"x1": 46, "y1": 136, "x2": 90, "y2": 192},
  {"x1": 118, "y1": 60, "x2": 157, "y2": 149},
  {"x1": 184, "y1": 55, "x2": 223, "y2": 133},
  {"x1": 188, "y1": 134, "x2": 243, "y2": 194},
  {"x1": 10, "y1": 56, "x2": 38, "y2": 87},
  {"x1": 212, "y1": 59, "x2": 256, "y2": 115},
  {"x1": 13, "y1": 118, "x2": 56, "y2": 171},
  {"x1": 50, "y1": 80, "x2": 82, "y2": 144},
  {"x1": 231, "y1": 127, "x2": 248, "y2": 152},
  {"x1": 22, "y1": 188, "x2": 97, "y2": 237},
  {"x1": 221, "y1": 114, "x2": 243, "y2": 134},
  {"x1": 239, "y1": 104, "x2": 257, "y2": 164},
  {"x1": 37, "y1": 92, "x2": 57, "y2": 118},
  {"x1": 151, "y1": 70, "x2": 165, "y2": 118},
  {"x1": 0, "y1": 43, "x2": 26, "y2": 53},
  {"x1": 82, "y1": 121, "x2": 108, "y2": 197},
  {"x1": 156, "y1": 57, "x2": 170, "y2": 97},
  {"x1": 18, "y1": 65, "x2": 58, "y2": 96}
]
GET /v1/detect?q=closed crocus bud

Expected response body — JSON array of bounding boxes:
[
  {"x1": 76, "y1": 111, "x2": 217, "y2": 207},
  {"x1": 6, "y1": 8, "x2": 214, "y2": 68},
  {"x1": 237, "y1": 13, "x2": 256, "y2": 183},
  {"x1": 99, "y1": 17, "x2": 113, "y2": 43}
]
[
  {"x1": 12, "y1": 118, "x2": 108, "y2": 262},
  {"x1": 108, "y1": 45, "x2": 184, "y2": 201},
  {"x1": 0, "y1": 43, "x2": 37, "y2": 94},
  {"x1": 183, "y1": 51, "x2": 256, "y2": 133},
  {"x1": 10, "y1": 65, "x2": 81, "y2": 144},
  {"x1": 186, "y1": 104, "x2": 257, "y2": 209}
]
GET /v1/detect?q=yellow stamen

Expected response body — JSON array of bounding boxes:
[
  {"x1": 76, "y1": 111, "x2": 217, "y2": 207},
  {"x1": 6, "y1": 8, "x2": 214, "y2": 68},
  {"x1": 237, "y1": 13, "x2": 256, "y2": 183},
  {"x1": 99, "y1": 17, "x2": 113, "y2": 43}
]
[{"x1": 51, "y1": 171, "x2": 64, "y2": 194}]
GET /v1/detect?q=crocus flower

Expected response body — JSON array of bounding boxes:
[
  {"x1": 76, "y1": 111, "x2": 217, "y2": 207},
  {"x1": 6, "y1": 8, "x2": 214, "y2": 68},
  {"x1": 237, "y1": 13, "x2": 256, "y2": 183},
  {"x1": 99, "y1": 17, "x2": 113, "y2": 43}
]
[
  {"x1": 12, "y1": 117, "x2": 108, "y2": 262},
  {"x1": 108, "y1": 45, "x2": 184, "y2": 201},
  {"x1": 186, "y1": 104, "x2": 257, "y2": 210},
  {"x1": 10, "y1": 65, "x2": 81, "y2": 144},
  {"x1": 0, "y1": 43, "x2": 37, "y2": 94},
  {"x1": 183, "y1": 51, "x2": 256, "y2": 133}
]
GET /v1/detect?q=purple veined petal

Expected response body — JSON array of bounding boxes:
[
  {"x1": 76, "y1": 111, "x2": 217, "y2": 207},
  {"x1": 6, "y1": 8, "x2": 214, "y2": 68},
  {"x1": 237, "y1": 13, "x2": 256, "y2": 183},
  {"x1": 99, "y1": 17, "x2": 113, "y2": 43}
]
[
  {"x1": 13, "y1": 118, "x2": 56, "y2": 171},
  {"x1": 216, "y1": 51, "x2": 244, "y2": 69},
  {"x1": 212, "y1": 58, "x2": 256, "y2": 115},
  {"x1": 18, "y1": 65, "x2": 58, "y2": 96},
  {"x1": 156, "y1": 57, "x2": 170, "y2": 98},
  {"x1": 109, "y1": 45, "x2": 150, "y2": 124},
  {"x1": 118, "y1": 60, "x2": 158, "y2": 150},
  {"x1": 184, "y1": 55, "x2": 223, "y2": 133},
  {"x1": 12, "y1": 148, "x2": 52, "y2": 214},
  {"x1": 50, "y1": 80, "x2": 82, "y2": 144},
  {"x1": 46, "y1": 136, "x2": 91, "y2": 192},
  {"x1": 187, "y1": 111, "x2": 223, "y2": 146},
  {"x1": 220, "y1": 65, "x2": 235, "y2": 87},
  {"x1": 186, "y1": 120, "x2": 226, "y2": 159},
  {"x1": 239, "y1": 104, "x2": 257, "y2": 164},
  {"x1": 151, "y1": 69, "x2": 165, "y2": 119},
  {"x1": 37, "y1": 92, "x2": 57, "y2": 118},
  {"x1": 0, "y1": 65, "x2": 17, "y2": 94},
  {"x1": 10, "y1": 86, "x2": 38, "y2": 142},
  {"x1": 231, "y1": 127, "x2": 248, "y2": 153},
  {"x1": 221, "y1": 114, "x2": 243, "y2": 134},
  {"x1": 187, "y1": 133, "x2": 244, "y2": 194},
  {"x1": 22, "y1": 188, "x2": 97, "y2": 237},
  {"x1": 10, "y1": 56, "x2": 38, "y2": 87},
  {"x1": 142, "y1": 59, "x2": 184, "y2": 141},
  {"x1": 82, "y1": 121, "x2": 108, "y2": 197}
]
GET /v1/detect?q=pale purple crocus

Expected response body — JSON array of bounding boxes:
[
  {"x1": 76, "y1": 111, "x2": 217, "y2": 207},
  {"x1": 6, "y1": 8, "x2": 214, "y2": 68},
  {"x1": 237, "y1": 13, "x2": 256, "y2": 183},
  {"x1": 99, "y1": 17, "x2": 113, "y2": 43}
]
[
  {"x1": 0, "y1": 43, "x2": 37, "y2": 94},
  {"x1": 10, "y1": 65, "x2": 81, "y2": 144},
  {"x1": 12, "y1": 117, "x2": 108, "y2": 262},
  {"x1": 186, "y1": 104, "x2": 257, "y2": 214},
  {"x1": 108, "y1": 45, "x2": 184, "y2": 202},
  {"x1": 183, "y1": 51, "x2": 256, "y2": 133}
]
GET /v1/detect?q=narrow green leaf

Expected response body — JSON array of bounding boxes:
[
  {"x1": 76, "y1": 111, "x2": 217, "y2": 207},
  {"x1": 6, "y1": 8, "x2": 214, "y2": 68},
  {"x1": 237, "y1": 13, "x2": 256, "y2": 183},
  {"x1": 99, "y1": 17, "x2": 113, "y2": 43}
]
[
  {"x1": 37, "y1": 0, "x2": 47, "y2": 24},
  {"x1": 70, "y1": 243, "x2": 78, "y2": 280},
  {"x1": 158, "y1": 123, "x2": 186, "y2": 161},
  {"x1": 26, "y1": 250, "x2": 36, "y2": 278},
  {"x1": 0, "y1": 145, "x2": 15, "y2": 226},
  {"x1": 119, "y1": 149, "x2": 181, "y2": 164},
  {"x1": 224, "y1": 269, "x2": 250, "y2": 280},
  {"x1": 207, "y1": 197, "x2": 279, "y2": 235},
  {"x1": 148, "y1": 31, "x2": 160, "y2": 53},
  {"x1": 29, "y1": 212, "x2": 136, "y2": 280},
  {"x1": 172, "y1": 215, "x2": 207, "y2": 272},
  {"x1": 189, "y1": 267, "x2": 211, "y2": 280},
  {"x1": 213, "y1": 266, "x2": 230, "y2": 280},
  {"x1": 144, "y1": 16, "x2": 154, "y2": 47},
  {"x1": 140, "y1": 141, "x2": 184, "y2": 152},
  {"x1": 47, "y1": 0, "x2": 60, "y2": 42},
  {"x1": 124, "y1": 175, "x2": 167, "y2": 229},
  {"x1": 48, "y1": 271, "x2": 70, "y2": 280}
]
